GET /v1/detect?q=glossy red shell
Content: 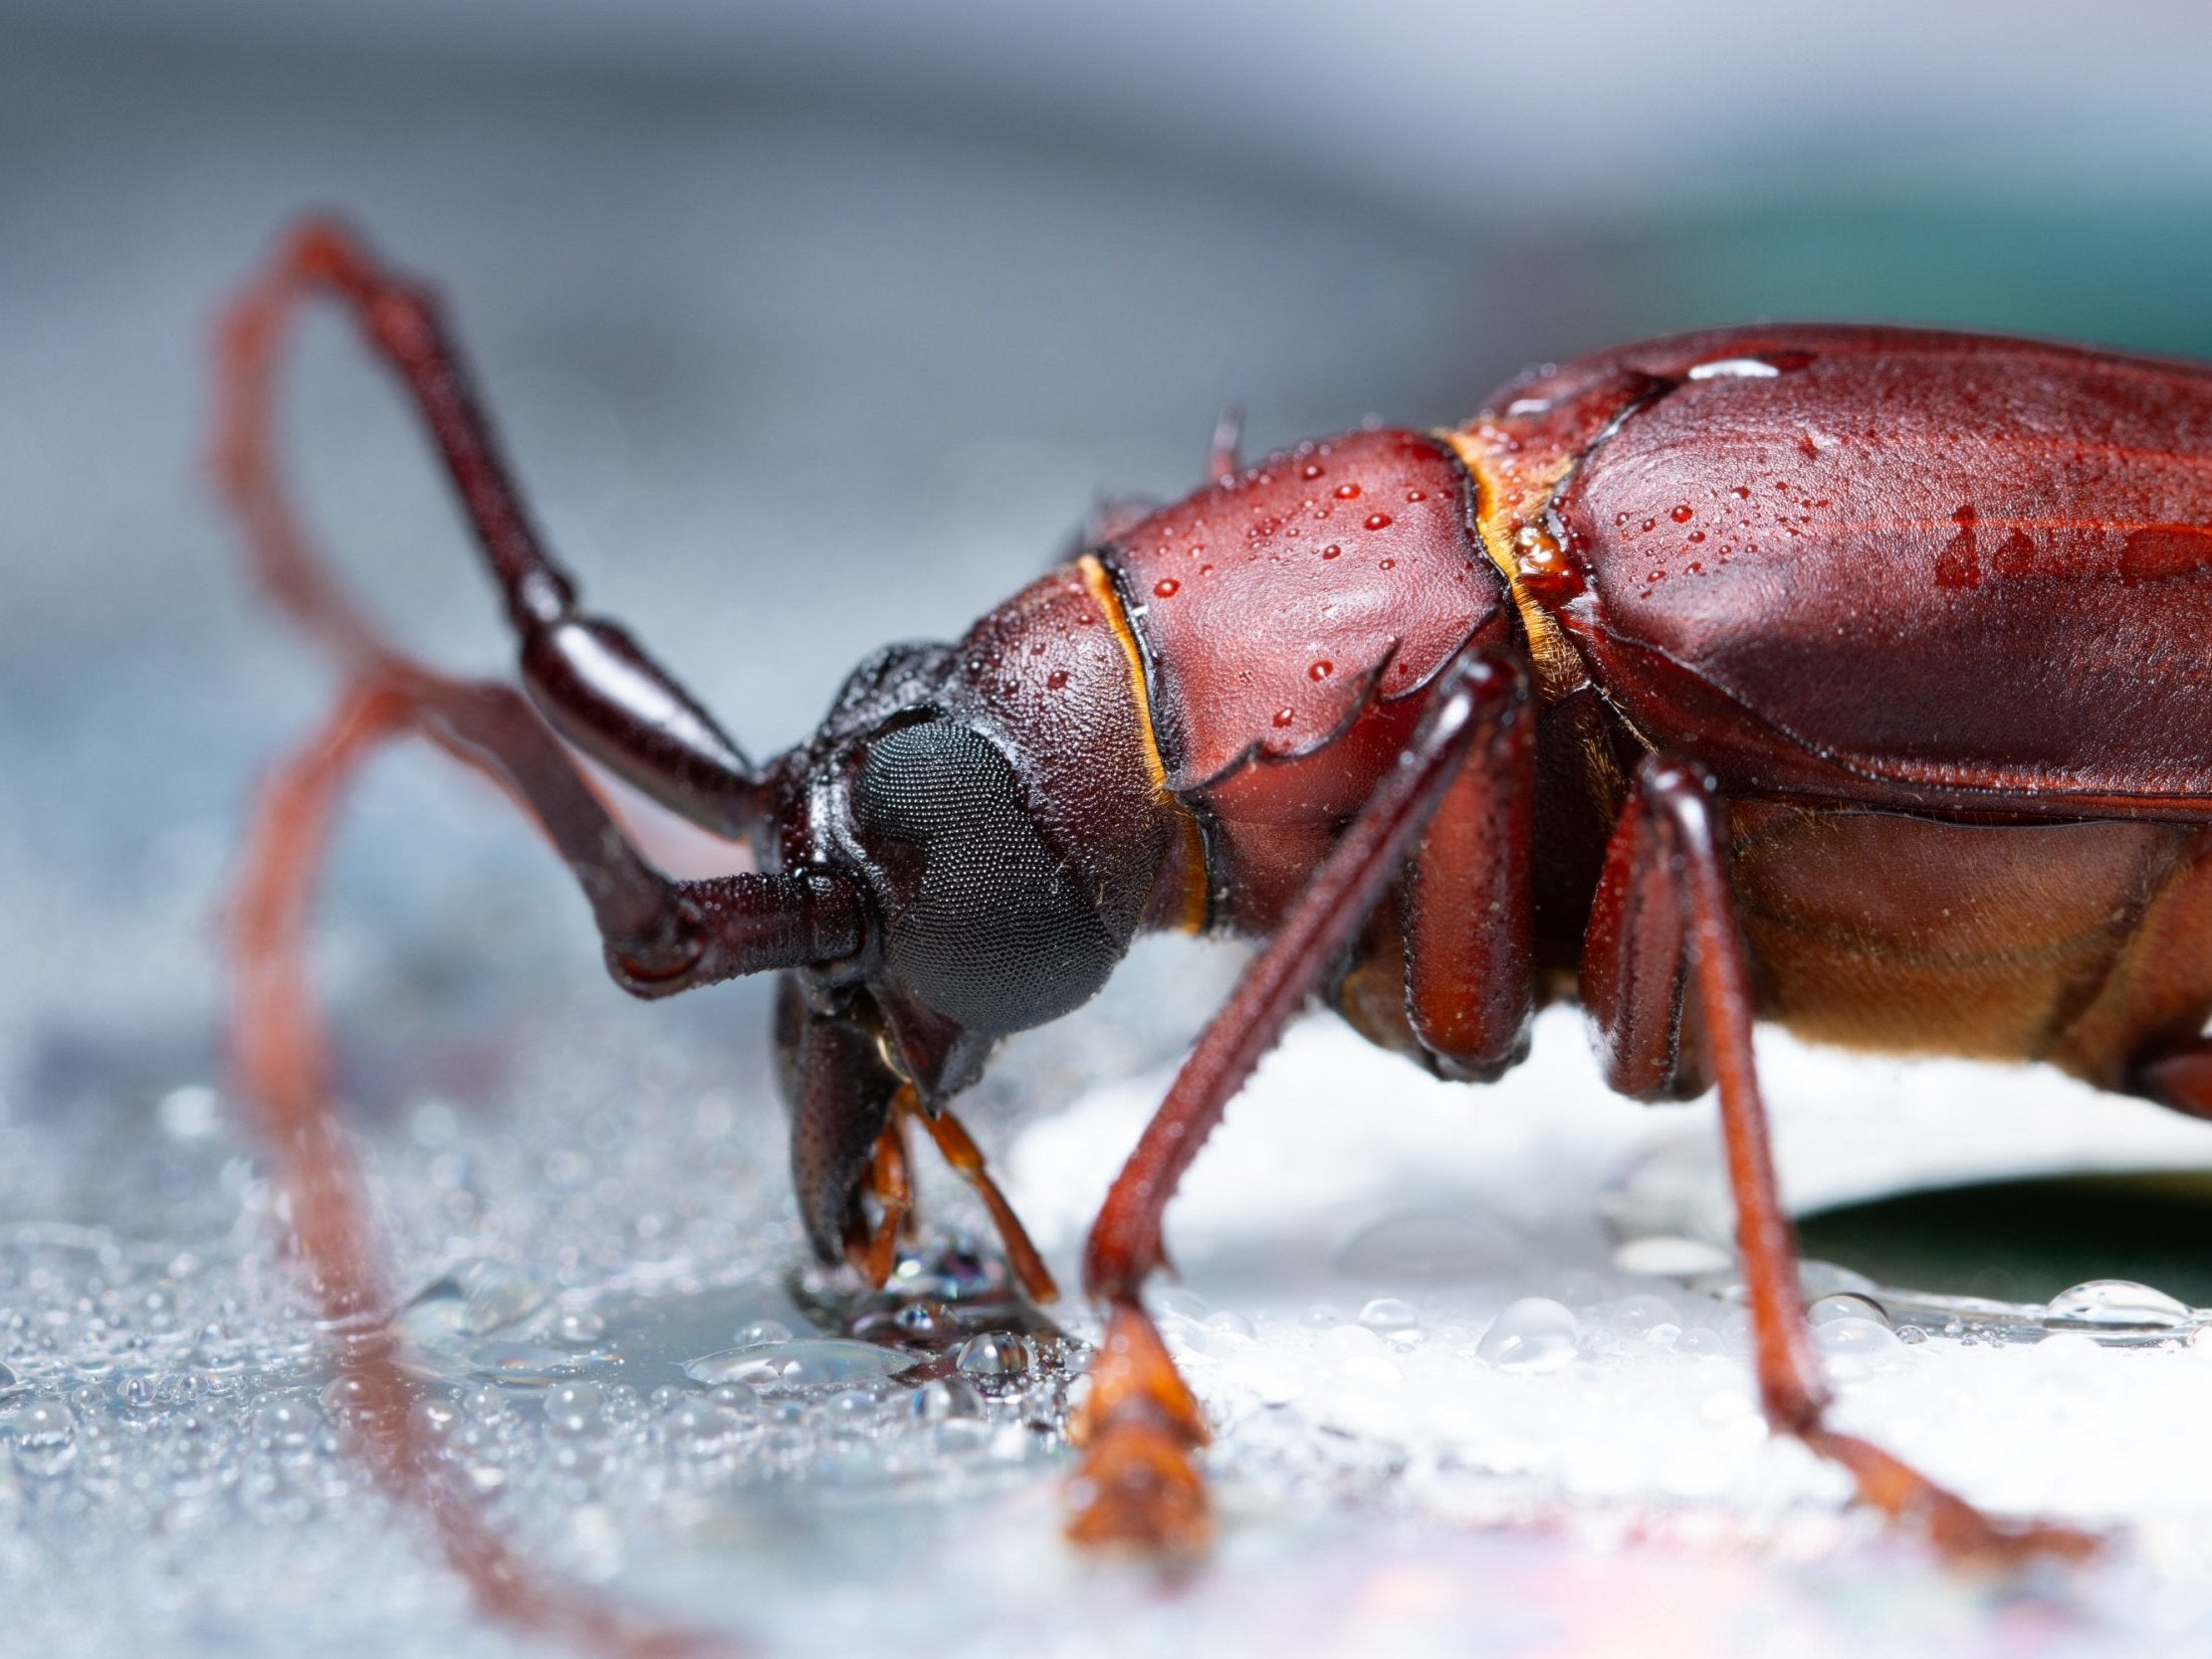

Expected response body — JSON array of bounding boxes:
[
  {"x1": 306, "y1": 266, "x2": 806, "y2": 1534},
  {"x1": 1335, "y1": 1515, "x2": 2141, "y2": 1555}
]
[
  {"x1": 1104, "y1": 428, "x2": 1500, "y2": 794},
  {"x1": 1517, "y1": 326, "x2": 2212, "y2": 814}
]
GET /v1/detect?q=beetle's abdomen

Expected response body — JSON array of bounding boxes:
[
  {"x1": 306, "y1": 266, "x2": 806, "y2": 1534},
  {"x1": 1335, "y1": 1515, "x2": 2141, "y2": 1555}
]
[
  {"x1": 1103, "y1": 428, "x2": 1506, "y2": 804},
  {"x1": 1522, "y1": 326, "x2": 2212, "y2": 814}
]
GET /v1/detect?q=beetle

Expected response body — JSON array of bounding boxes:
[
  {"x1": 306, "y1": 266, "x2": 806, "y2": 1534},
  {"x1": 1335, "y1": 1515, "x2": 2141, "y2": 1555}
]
[{"x1": 213, "y1": 218, "x2": 2212, "y2": 1603}]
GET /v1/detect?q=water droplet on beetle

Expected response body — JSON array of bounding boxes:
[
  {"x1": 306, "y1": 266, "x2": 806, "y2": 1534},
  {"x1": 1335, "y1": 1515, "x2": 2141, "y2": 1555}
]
[
  {"x1": 1687, "y1": 357, "x2": 1782, "y2": 380},
  {"x1": 1271, "y1": 708, "x2": 1295, "y2": 727},
  {"x1": 2044, "y1": 1279, "x2": 2192, "y2": 1332},
  {"x1": 1046, "y1": 670, "x2": 1068, "y2": 690},
  {"x1": 1321, "y1": 543, "x2": 1341, "y2": 560},
  {"x1": 1334, "y1": 482, "x2": 1361, "y2": 500},
  {"x1": 1670, "y1": 505, "x2": 1693, "y2": 522},
  {"x1": 1301, "y1": 462, "x2": 1324, "y2": 480},
  {"x1": 1405, "y1": 489, "x2": 1427, "y2": 503},
  {"x1": 1308, "y1": 660, "x2": 1333, "y2": 681},
  {"x1": 1364, "y1": 512, "x2": 1393, "y2": 530},
  {"x1": 1154, "y1": 577, "x2": 1180, "y2": 598},
  {"x1": 1378, "y1": 558, "x2": 1396, "y2": 570}
]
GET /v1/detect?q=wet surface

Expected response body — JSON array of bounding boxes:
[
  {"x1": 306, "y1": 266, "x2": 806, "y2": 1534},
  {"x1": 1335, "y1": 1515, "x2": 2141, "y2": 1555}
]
[{"x1": 13, "y1": 24, "x2": 2212, "y2": 1659}]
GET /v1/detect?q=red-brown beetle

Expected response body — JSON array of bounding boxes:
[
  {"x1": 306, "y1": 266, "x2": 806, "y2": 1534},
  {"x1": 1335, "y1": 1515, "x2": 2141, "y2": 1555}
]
[{"x1": 214, "y1": 221, "x2": 2212, "y2": 1620}]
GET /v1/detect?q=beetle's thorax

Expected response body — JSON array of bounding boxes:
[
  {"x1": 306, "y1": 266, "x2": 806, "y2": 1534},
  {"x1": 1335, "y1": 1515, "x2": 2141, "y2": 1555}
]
[{"x1": 1098, "y1": 427, "x2": 1519, "y2": 935}]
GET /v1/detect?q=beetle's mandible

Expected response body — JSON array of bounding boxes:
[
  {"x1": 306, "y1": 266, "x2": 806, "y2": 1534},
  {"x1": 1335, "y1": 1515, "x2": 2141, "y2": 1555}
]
[{"x1": 217, "y1": 220, "x2": 2212, "y2": 1595}]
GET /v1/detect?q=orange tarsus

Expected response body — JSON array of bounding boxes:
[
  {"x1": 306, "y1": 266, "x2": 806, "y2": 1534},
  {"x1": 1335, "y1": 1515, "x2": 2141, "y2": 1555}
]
[
  {"x1": 1064, "y1": 1299, "x2": 1213, "y2": 1556},
  {"x1": 909, "y1": 1101, "x2": 1062, "y2": 1304},
  {"x1": 847, "y1": 1109, "x2": 914, "y2": 1289}
]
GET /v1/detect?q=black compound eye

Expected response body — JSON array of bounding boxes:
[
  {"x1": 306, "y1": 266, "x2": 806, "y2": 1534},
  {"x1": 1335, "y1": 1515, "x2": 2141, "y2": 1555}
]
[{"x1": 851, "y1": 721, "x2": 1117, "y2": 1034}]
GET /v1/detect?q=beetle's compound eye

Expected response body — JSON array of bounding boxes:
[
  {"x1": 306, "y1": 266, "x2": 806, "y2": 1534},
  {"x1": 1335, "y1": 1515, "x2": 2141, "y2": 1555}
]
[{"x1": 852, "y1": 720, "x2": 1118, "y2": 1034}]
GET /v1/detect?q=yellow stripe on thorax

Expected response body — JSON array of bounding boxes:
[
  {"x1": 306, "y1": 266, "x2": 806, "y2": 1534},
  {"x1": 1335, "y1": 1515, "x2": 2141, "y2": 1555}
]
[{"x1": 1078, "y1": 553, "x2": 1209, "y2": 933}]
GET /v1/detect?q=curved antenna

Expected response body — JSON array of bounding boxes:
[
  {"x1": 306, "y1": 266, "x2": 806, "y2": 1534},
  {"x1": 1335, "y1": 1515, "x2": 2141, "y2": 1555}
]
[{"x1": 215, "y1": 215, "x2": 763, "y2": 839}]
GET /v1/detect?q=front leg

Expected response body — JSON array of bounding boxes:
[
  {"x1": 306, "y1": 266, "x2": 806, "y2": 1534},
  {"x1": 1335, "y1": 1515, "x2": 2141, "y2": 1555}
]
[
  {"x1": 1587, "y1": 756, "x2": 2098, "y2": 1562},
  {"x1": 1071, "y1": 653, "x2": 1531, "y2": 1553}
]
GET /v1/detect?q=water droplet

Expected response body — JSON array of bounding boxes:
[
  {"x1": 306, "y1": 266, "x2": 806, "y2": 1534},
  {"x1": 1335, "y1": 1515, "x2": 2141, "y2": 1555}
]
[
  {"x1": 1687, "y1": 357, "x2": 1782, "y2": 380},
  {"x1": 908, "y1": 1376, "x2": 984, "y2": 1423},
  {"x1": 1308, "y1": 659, "x2": 1333, "y2": 681},
  {"x1": 1357, "y1": 1298, "x2": 1419, "y2": 1333},
  {"x1": 956, "y1": 1334, "x2": 1029, "y2": 1377},
  {"x1": 1153, "y1": 577, "x2": 1180, "y2": 598},
  {"x1": 1405, "y1": 489, "x2": 1427, "y2": 503},
  {"x1": 1334, "y1": 482, "x2": 1361, "y2": 500},
  {"x1": 1640, "y1": 518, "x2": 1657, "y2": 532},
  {"x1": 1045, "y1": 669, "x2": 1069, "y2": 691},
  {"x1": 1271, "y1": 708, "x2": 1295, "y2": 727},
  {"x1": 1477, "y1": 1299, "x2": 1579, "y2": 1372},
  {"x1": 738, "y1": 1321, "x2": 792, "y2": 1348},
  {"x1": 0, "y1": 1364, "x2": 25, "y2": 1405},
  {"x1": 1378, "y1": 558, "x2": 1396, "y2": 570},
  {"x1": 658, "y1": 1397, "x2": 731, "y2": 1455},
  {"x1": 1363, "y1": 512, "x2": 1393, "y2": 530},
  {"x1": 11, "y1": 1401, "x2": 75, "y2": 1473},
  {"x1": 410, "y1": 1396, "x2": 462, "y2": 1440},
  {"x1": 544, "y1": 1380, "x2": 605, "y2": 1439},
  {"x1": 396, "y1": 1259, "x2": 550, "y2": 1347},
  {"x1": 1808, "y1": 1292, "x2": 1890, "y2": 1329},
  {"x1": 1670, "y1": 504, "x2": 1693, "y2": 523},
  {"x1": 1320, "y1": 542, "x2": 1342, "y2": 560},
  {"x1": 1815, "y1": 1316, "x2": 1902, "y2": 1359},
  {"x1": 553, "y1": 1309, "x2": 605, "y2": 1346},
  {"x1": 1670, "y1": 1327, "x2": 1727, "y2": 1357},
  {"x1": 1301, "y1": 462, "x2": 1325, "y2": 480},
  {"x1": 2044, "y1": 1279, "x2": 2192, "y2": 1332},
  {"x1": 686, "y1": 1339, "x2": 909, "y2": 1390},
  {"x1": 253, "y1": 1397, "x2": 318, "y2": 1454}
]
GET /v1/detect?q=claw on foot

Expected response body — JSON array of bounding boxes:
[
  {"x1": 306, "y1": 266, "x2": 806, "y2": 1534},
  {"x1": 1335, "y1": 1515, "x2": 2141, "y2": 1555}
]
[
  {"x1": 1067, "y1": 1299, "x2": 1212, "y2": 1555},
  {"x1": 1806, "y1": 1427, "x2": 2103, "y2": 1566}
]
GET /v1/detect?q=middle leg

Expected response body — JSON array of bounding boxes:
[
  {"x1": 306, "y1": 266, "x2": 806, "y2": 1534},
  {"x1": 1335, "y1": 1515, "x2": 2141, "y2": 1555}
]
[{"x1": 1587, "y1": 754, "x2": 2099, "y2": 1562}]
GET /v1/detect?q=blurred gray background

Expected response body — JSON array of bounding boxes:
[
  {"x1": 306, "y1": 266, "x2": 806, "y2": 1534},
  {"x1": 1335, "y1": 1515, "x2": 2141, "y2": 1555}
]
[
  {"x1": 5, "y1": 4, "x2": 2212, "y2": 1654},
  {"x1": 11, "y1": 0, "x2": 2212, "y2": 1129}
]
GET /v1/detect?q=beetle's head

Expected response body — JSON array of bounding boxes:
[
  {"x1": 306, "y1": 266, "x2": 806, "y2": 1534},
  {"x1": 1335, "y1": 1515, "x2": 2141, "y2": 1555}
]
[{"x1": 759, "y1": 562, "x2": 1196, "y2": 1258}]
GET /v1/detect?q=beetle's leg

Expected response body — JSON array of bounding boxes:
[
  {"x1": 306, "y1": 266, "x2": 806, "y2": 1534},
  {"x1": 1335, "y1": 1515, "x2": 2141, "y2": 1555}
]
[
  {"x1": 232, "y1": 681, "x2": 730, "y2": 1659},
  {"x1": 849, "y1": 1105, "x2": 915, "y2": 1289},
  {"x1": 1401, "y1": 667, "x2": 1538, "y2": 1080},
  {"x1": 1593, "y1": 755, "x2": 2098, "y2": 1563},
  {"x1": 216, "y1": 215, "x2": 762, "y2": 838},
  {"x1": 1070, "y1": 653, "x2": 1530, "y2": 1554}
]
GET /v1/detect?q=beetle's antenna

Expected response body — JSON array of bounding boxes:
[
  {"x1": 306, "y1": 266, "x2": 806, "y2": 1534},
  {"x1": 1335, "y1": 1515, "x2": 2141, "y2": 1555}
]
[
  {"x1": 214, "y1": 215, "x2": 765, "y2": 841},
  {"x1": 228, "y1": 682, "x2": 736, "y2": 1659}
]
